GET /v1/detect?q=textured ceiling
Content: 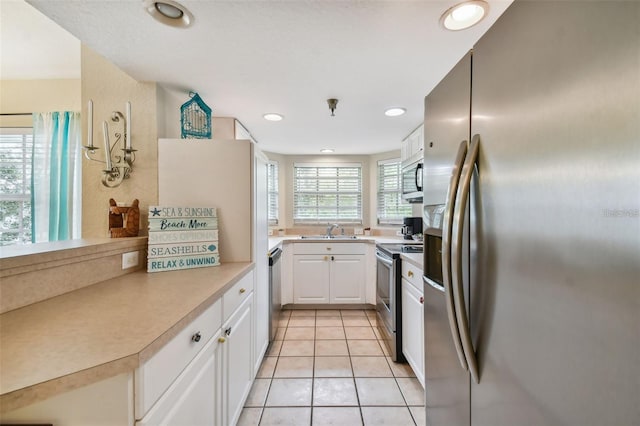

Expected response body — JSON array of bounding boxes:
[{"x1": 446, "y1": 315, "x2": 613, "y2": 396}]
[{"x1": 20, "y1": 0, "x2": 512, "y2": 154}]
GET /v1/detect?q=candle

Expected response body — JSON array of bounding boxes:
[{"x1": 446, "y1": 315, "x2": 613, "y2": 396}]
[
  {"x1": 87, "y1": 100, "x2": 94, "y2": 148},
  {"x1": 125, "y1": 101, "x2": 131, "y2": 149},
  {"x1": 103, "y1": 121, "x2": 112, "y2": 171}
]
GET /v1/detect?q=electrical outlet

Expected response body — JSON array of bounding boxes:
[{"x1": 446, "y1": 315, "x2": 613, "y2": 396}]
[
  {"x1": 122, "y1": 251, "x2": 139, "y2": 269},
  {"x1": 354, "y1": 227, "x2": 364, "y2": 235},
  {"x1": 268, "y1": 228, "x2": 274, "y2": 236}
]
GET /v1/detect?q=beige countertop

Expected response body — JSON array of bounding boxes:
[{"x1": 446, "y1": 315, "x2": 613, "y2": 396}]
[
  {"x1": 400, "y1": 253, "x2": 423, "y2": 269},
  {"x1": 268, "y1": 235, "x2": 407, "y2": 251},
  {"x1": 0, "y1": 261, "x2": 253, "y2": 413}
]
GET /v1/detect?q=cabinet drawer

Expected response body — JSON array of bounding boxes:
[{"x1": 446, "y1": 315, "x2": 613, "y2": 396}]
[
  {"x1": 137, "y1": 329, "x2": 221, "y2": 426},
  {"x1": 223, "y1": 269, "x2": 254, "y2": 322},
  {"x1": 401, "y1": 261, "x2": 423, "y2": 293},
  {"x1": 292, "y1": 242, "x2": 366, "y2": 255},
  {"x1": 135, "y1": 298, "x2": 222, "y2": 419}
]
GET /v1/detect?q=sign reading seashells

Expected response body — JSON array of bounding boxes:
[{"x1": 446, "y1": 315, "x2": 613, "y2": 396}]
[{"x1": 147, "y1": 206, "x2": 220, "y2": 272}]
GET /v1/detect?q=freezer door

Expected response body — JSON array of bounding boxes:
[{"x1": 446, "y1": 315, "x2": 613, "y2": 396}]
[
  {"x1": 423, "y1": 51, "x2": 472, "y2": 426},
  {"x1": 423, "y1": 52, "x2": 472, "y2": 207},
  {"x1": 471, "y1": 1, "x2": 640, "y2": 425}
]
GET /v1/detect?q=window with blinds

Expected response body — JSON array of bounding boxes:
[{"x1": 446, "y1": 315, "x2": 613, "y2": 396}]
[
  {"x1": 267, "y1": 161, "x2": 279, "y2": 225},
  {"x1": 293, "y1": 163, "x2": 362, "y2": 224},
  {"x1": 0, "y1": 128, "x2": 33, "y2": 245},
  {"x1": 377, "y1": 159, "x2": 412, "y2": 225}
]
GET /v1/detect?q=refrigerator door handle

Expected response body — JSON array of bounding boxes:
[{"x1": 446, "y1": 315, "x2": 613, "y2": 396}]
[
  {"x1": 451, "y1": 134, "x2": 481, "y2": 384},
  {"x1": 441, "y1": 140, "x2": 470, "y2": 371}
]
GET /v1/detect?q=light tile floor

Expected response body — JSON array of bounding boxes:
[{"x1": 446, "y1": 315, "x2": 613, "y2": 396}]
[{"x1": 238, "y1": 309, "x2": 425, "y2": 426}]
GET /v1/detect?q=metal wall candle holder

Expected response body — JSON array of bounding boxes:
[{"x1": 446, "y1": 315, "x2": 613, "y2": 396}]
[{"x1": 83, "y1": 100, "x2": 136, "y2": 188}]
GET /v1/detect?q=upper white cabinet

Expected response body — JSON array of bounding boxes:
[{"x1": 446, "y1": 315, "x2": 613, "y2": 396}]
[
  {"x1": 292, "y1": 243, "x2": 366, "y2": 304},
  {"x1": 401, "y1": 124, "x2": 424, "y2": 165}
]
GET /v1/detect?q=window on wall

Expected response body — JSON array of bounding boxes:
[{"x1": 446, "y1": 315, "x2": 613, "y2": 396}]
[
  {"x1": 293, "y1": 163, "x2": 362, "y2": 224},
  {"x1": 377, "y1": 159, "x2": 412, "y2": 225},
  {"x1": 267, "y1": 161, "x2": 279, "y2": 225},
  {"x1": 0, "y1": 128, "x2": 33, "y2": 245}
]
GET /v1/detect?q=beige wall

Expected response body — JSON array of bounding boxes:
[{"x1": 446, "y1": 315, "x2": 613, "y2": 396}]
[
  {"x1": 264, "y1": 149, "x2": 416, "y2": 231},
  {"x1": 0, "y1": 79, "x2": 81, "y2": 127},
  {"x1": 81, "y1": 45, "x2": 158, "y2": 237}
]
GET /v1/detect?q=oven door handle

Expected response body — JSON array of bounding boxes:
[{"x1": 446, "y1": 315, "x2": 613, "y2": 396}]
[
  {"x1": 375, "y1": 251, "x2": 394, "y2": 267},
  {"x1": 441, "y1": 140, "x2": 469, "y2": 372}
]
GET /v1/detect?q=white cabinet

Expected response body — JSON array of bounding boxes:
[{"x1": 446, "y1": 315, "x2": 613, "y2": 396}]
[
  {"x1": 292, "y1": 243, "x2": 366, "y2": 304},
  {"x1": 401, "y1": 124, "x2": 424, "y2": 165},
  {"x1": 293, "y1": 255, "x2": 331, "y2": 303},
  {"x1": 137, "y1": 331, "x2": 221, "y2": 426},
  {"x1": 221, "y1": 295, "x2": 254, "y2": 425},
  {"x1": 330, "y1": 255, "x2": 366, "y2": 303},
  {"x1": 137, "y1": 269, "x2": 255, "y2": 426},
  {"x1": 401, "y1": 260, "x2": 425, "y2": 387}
]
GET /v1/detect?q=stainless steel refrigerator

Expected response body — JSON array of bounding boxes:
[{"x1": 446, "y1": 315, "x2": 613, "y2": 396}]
[{"x1": 422, "y1": 1, "x2": 640, "y2": 425}]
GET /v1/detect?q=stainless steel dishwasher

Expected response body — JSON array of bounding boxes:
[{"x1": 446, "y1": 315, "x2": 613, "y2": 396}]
[{"x1": 268, "y1": 247, "x2": 282, "y2": 343}]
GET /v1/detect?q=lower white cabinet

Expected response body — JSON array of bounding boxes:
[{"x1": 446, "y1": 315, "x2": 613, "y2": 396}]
[
  {"x1": 401, "y1": 261, "x2": 425, "y2": 387},
  {"x1": 220, "y1": 295, "x2": 254, "y2": 426},
  {"x1": 330, "y1": 255, "x2": 366, "y2": 303},
  {"x1": 293, "y1": 255, "x2": 331, "y2": 303},
  {"x1": 137, "y1": 330, "x2": 221, "y2": 426},
  {"x1": 292, "y1": 243, "x2": 366, "y2": 304},
  {"x1": 138, "y1": 268, "x2": 256, "y2": 426}
]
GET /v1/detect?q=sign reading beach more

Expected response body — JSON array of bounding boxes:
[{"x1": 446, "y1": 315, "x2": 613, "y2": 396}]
[{"x1": 147, "y1": 206, "x2": 220, "y2": 272}]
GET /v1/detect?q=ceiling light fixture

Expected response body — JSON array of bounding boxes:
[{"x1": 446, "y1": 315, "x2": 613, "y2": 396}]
[
  {"x1": 320, "y1": 149, "x2": 335, "y2": 153},
  {"x1": 441, "y1": 0, "x2": 489, "y2": 31},
  {"x1": 327, "y1": 98, "x2": 339, "y2": 117},
  {"x1": 143, "y1": 0, "x2": 193, "y2": 28},
  {"x1": 263, "y1": 113, "x2": 284, "y2": 122},
  {"x1": 384, "y1": 107, "x2": 406, "y2": 117}
]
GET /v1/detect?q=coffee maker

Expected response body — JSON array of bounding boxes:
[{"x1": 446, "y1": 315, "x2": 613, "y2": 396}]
[{"x1": 401, "y1": 216, "x2": 423, "y2": 240}]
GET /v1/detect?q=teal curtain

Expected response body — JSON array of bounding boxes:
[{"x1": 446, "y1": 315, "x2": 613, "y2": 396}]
[{"x1": 31, "y1": 111, "x2": 82, "y2": 242}]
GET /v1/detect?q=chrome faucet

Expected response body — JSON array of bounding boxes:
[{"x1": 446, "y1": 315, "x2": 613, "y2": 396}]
[{"x1": 326, "y1": 223, "x2": 339, "y2": 238}]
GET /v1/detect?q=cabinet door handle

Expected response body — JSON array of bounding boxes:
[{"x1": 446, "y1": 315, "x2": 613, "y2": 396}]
[
  {"x1": 408, "y1": 270, "x2": 414, "y2": 278},
  {"x1": 191, "y1": 332, "x2": 202, "y2": 342},
  {"x1": 419, "y1": 296, "x2": 424, "y2": 304},
  {"x1": 239, "y1": 288, "x2": 246, "y2": 294},
  {"x1": 331, "y1": 255, "x2": 335, "y2": 261},
  {"x1": 225, "y1": 327, "x2": 232, "y2": 336},
  {"x1": 326, "y1": 247, "x2": 332, "y2": 251},
  {"x1": 324, "y1": 256, "x2": 329, "y2": 261},
  {"x1": 218, "y1": 337, "x2": 226, "y2": 343}
]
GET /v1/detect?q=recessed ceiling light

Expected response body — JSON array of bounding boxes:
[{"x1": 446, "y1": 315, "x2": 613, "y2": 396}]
[
  {"x1": 320, "y1": 149, "x2": 335, "y2": 153},
  {"x1": 263, "y1": 113, "x2": 284, "y2": 121},
  {"x1": 384, "y1": 107, "x2": 406, "y2": 117},
  {"x1": 441, "y1": 1, "x2": 489, "y2": 31},
  {"x1": 143, "y1": 0, "x2": 193, "y2": 28}
]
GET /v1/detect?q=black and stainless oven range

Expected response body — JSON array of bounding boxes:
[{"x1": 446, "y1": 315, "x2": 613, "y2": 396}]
[{"x1": 375, "y1": 243, "x2": 423, "y2": 362}]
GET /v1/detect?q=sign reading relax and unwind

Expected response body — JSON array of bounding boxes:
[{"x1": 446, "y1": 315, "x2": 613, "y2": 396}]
[{"x1": 147, "y1": 206, "x2": 220, "y2": 273}]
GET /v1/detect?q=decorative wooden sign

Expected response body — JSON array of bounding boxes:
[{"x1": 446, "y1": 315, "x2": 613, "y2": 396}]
[{"x1": 147, "y1": 206, "x2": 220, "y2": 273}]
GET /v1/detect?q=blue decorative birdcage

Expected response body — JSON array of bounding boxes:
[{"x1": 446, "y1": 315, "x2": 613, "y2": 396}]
[{"x1": 180, "y1": 92, "x2": 212, "y2": 139}]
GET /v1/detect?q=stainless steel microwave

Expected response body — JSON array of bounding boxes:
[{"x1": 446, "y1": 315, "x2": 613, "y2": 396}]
[{"x1": 401, "y1": 158, "x2": 423, "y2": 203}]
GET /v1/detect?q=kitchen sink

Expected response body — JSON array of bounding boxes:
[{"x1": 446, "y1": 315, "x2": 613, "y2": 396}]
[{"x1": 299, "y1": 235, "x2": 359, "y2": 240}]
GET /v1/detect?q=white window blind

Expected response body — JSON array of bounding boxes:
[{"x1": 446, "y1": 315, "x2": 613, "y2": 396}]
[
  {"x1": 0, "y1": 128, "x2": 33, "y2": 245},
  {"x1": 293, "y1": 163, "x2": 362, "y2": 224},
  {"x1": 267, "y1": 161, "x2": 279, "y2": 225},
  {"x1": 377, "y1": 159, "x2": 412, "y2": 225}
]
